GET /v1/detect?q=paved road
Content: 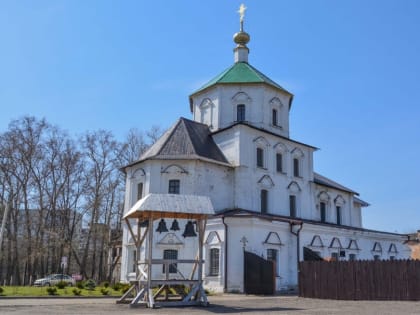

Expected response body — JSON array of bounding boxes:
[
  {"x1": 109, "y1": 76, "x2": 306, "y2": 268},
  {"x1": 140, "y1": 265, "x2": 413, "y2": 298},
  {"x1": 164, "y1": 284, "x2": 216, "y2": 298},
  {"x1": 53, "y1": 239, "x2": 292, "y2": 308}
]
[{"x1": 1, "y1": 295, "x2": 420, "y2": 314}]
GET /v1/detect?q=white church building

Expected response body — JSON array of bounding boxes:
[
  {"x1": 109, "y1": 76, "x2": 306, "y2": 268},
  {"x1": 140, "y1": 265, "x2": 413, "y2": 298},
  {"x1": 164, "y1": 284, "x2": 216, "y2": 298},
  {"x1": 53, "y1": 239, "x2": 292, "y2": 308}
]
[{"x1": 120, "y1": 10, "x2": 410, "y2": 293}]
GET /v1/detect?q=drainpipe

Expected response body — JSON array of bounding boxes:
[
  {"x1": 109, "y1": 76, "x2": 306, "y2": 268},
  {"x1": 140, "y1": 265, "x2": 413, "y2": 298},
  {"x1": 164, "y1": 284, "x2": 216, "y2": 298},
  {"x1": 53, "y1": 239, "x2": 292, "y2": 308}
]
[
  {"x1": 289, "y1": 222, "x2": 303, "y2": 290},
  {"x1": 222, "y1": 217, "x2": 228, "y2": 293}
]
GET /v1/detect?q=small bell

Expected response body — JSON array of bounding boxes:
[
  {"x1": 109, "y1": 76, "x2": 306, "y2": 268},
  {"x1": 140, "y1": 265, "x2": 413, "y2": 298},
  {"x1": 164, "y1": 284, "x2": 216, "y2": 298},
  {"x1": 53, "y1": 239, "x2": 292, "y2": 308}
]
[
  {"x1": 182, "y1": 220, "x2": 197, "y2": 237},
  {"x1": 170, "y1": 219, "x2": 180, "y2": 231},
  {"x1": 139, "y1": 220, "x2": 149, "y2": 228},
  {"x1": 156, "y1": 219, "x2": 168, "y2": 233}
]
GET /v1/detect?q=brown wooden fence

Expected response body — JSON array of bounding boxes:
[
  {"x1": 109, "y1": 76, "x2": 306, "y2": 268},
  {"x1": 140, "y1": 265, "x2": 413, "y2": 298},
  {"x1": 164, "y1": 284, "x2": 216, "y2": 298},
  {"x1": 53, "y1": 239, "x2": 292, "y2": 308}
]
[{"x1": 299, "y1": 260, "x2": 420, "y2": 300}]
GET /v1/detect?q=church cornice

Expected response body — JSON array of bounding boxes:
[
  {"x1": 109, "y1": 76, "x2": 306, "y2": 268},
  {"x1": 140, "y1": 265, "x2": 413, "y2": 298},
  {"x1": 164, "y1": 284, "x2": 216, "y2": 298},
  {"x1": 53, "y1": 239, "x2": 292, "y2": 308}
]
[
  {"x1": 213, "y1": 208, "x2": 408, "y2": 237},
  {"x1": 211, "y1": 121, "x2": 318, "y2": 150}
]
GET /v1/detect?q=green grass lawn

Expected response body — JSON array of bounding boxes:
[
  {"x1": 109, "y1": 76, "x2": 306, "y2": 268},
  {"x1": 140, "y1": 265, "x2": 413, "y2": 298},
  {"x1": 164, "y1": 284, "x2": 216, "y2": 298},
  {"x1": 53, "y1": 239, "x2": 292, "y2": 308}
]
[{"x1": 0, "y1": 285, "x2": 123, "y2": 297}]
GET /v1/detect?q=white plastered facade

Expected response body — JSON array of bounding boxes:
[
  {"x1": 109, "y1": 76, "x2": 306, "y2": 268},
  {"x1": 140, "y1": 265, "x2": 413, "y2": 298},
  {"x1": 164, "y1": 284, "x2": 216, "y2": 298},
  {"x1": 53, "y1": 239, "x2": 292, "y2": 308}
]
[{"x1": 120, "y1": 32, "x2": 410, "y2": 294}]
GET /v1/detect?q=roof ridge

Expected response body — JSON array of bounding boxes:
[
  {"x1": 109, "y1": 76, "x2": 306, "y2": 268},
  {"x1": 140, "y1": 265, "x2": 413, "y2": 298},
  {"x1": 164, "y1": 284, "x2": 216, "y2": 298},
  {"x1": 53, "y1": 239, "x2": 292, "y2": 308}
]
[
  {"x1": 154, "y1": 118, "x2": 183, "y2": 157},
  {"x1": 178, "y1": 118, "x2": 197, "y2": 155}
]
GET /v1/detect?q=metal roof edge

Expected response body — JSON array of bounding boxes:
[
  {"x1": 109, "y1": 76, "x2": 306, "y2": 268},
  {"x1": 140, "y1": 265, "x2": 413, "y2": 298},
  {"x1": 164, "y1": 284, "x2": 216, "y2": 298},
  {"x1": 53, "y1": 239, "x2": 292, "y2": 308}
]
[{"x1": 211, "y1": 122, "x2": 319, "y2": 150}]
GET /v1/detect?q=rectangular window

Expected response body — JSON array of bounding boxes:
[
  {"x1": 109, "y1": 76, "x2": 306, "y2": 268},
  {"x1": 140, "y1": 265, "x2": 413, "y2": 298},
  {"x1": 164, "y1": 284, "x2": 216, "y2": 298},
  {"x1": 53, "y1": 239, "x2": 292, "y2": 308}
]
[
  {"x1": 390, "y1": 256, "x2": 395, "y2": 261},
  {"x1": 293, "y1": 158, "x2": 300, "y2": 177},
  {"x1": 261, "y1": 189, "x2": 268, "y2": 214},
  {"x1": 336, "y1": 206, "x2": 341, "y2": 225},
  {"x1": 272, "y1": 109, "x2": 278, "y2": 126},
  {"x1": 137, "y1": 182, "x2": 143, "y2": 200},
  {"x1": 320, "y1": 202, "x2": 326, "y2": 223},
  {"x1": 289, "y1": 195, "x2": 296, "y2": 218},
  {"x1": 237, "y1": 104, "x2": 245, "y2": 122},
  {"x1": 256, "y1": 148, "x2": 264, "y2": 168},
  {"x1": 209, "y1": 248, "x2": 220, "y2": 276},
  {"x1": 349, "y1": 253, "x2": 356, "y2": 261},
  {"x1": 168, "y1": 179, "x2": 180, "y2": 194},
  {"x1": 267, "y1": 248, "x2": 277, "y2": 263},
  {"x1": 163, "y1": 249, "x2": 178, "y2": 274},
  {"x1": 132, "y1": 249, "x2": 137, "y2": 273},
  {"x1": 266, "y1": 248, "x2": 278, "y2": 275},
  {"x1": 331, "y1": 252, "x2": 338, "y2": 261},
  {"x1": 374, "y1": 255, "x2": 380, "y2": 261},
  {"x1": 276, "y1": 153, "x2": 283, "y2": 172}
]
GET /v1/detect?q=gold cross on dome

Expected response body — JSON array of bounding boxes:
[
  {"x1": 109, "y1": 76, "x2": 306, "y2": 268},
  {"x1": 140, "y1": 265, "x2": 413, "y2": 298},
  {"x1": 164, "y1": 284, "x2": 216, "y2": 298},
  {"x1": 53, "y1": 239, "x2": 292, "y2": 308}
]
[{"x1": 238, "y1": 4, "x2": 247, "y2": 23}]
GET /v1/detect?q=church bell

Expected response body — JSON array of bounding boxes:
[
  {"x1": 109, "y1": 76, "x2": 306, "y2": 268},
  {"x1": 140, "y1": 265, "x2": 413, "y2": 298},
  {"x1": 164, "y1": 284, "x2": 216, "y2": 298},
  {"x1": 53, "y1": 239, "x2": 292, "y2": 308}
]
[
  {"x1": 182, "y1": 220, "x2": 197, "y2": 237},
  {"x1": 170, "y1": 219, "x2": 180, "y2": 231},
  {"x1": 156, "y1": 219, "x2": 168, "y2": 233}
]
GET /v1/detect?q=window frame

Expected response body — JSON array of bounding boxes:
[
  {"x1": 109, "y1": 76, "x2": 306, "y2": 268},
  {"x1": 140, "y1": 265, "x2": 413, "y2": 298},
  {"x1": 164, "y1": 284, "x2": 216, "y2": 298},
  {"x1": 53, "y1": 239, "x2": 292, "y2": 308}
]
[
  {"x1": 137, "y1": 182, "x2": 143, "y2": 201},
  {"x1": 209, "y1": 248, "x2": 220, "y2": 276},
  {"x1": 132, "y1": 249, "x2": 137, "y2": 273},
  {"x1": 261, "y1": 189, "x2": 268, "y2": 214},
  {"x1": 320, "y1": 202, "x2": 326, "y2": 223},
  {"x1": 162, "y1": 249, "x2": 178, "y2": 274},
  {"x1": 336, "y1": 206, "x2": 341, "y2": 225},
  {"x1": 236, "y1": 104, "x2": 246, "y2": 122},
  {"x1": 276, "y1": 153, "x2": 283, "y2": 173},
  {"x1": 289, "y1": 195, "x2": 297, "y2": 218},
  {"x1": 256, "y1": 147, "x2": 264, "y2": 168},
  {"x1": 168, "y1": 179, "x2": 180, "y2": 194},
  {"x1": 293, "y1": 158, "x2": 300, "y2": 177},
  {"x1": 272, "y1": 108, "x2": 278, "y2": 126}
]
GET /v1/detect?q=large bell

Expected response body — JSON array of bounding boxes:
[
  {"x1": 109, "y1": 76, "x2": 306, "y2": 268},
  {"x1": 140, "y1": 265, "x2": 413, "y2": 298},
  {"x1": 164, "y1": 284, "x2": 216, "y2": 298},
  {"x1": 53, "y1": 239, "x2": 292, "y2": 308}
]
[
  {"x1": 170, "y1": 219, "x2": 180, "y2": 231},
  {"x1": 156, "y1": 219, "x2": 168, "y2": 233},
  {"x1": 182, "y1": 220, "x2": 197, "y2": 237}
]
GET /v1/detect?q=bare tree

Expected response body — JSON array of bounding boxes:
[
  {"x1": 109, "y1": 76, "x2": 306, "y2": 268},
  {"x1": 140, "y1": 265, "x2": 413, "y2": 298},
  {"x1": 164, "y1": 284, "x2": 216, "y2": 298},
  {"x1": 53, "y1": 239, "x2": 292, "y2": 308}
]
[{"x1": 0, "y1": 116, "x2": 163, "y2": 284}]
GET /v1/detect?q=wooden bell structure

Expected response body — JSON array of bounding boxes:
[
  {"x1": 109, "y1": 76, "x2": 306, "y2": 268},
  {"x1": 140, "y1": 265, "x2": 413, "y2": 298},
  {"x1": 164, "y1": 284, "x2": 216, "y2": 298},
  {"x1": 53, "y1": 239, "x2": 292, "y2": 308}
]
[{"x1": 120, "y1": 193, "x2": 214, "y2": 308}]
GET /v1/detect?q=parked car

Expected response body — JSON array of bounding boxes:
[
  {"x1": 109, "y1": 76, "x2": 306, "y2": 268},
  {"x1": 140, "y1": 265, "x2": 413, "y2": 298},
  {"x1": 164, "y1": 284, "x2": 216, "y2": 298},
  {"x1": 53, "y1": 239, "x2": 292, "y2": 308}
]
[{"x1": 33, "y1": 274, "x2": 75, "y2": 287}]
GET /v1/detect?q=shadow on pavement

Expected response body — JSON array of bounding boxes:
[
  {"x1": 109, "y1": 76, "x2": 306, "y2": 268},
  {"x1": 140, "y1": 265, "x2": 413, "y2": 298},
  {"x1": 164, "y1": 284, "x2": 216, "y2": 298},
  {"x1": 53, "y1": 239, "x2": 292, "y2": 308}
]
[{"x1": 176, "y1": 304, "x2": 302, "y2": 313}]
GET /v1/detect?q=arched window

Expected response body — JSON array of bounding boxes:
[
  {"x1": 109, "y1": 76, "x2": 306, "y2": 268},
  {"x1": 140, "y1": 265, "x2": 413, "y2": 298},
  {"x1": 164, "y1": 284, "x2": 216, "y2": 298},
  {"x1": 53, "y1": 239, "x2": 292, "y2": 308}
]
[
  {"x1": 269, "y1": 97, "x2": 283, "y2": 128},
  {"x1": 273, "y1": 142, "x2": 287, "y2": 174},
  {"x1": 237, "y1": 104, "x2": 245, "y2": 122},
  {"x1": 137, "y1": 182, "x2": 143, "y2": 200},
  {"x1": 291, "y1": 148, "x2": 304, "y2": 178},
  {"x1": 320, "y1": 202, "x2": 326, "y2": 223},
  {"x1": 276, "y1": 153, "x2": 283, "y2": 172},
  {"x1": 199, "y1": 98, "x2": 214, "y2": 127},
  {"x1": 272, "y1": 109, "x2": 278, "y2": 126},
  {"x1": 293, "y1": 158, "x2": 300, "y2": 177},
  {"x1": 256, "y1": 147, "x2": 264, "y2": 168},
  {"x1": 289, "y1": 195, "x2": 296, "y2": 218},
  {"x1": 336, "y1": 206, "x2": 341, "y2": 225},
  {"x1": 261, "y1": 189, "x2": 268, "y2": 214},
  {"x1": 209, "y1": 248, "x2": 220, "y2": 276},
  {"x1": 318, "y1": 191, "x2": 330, "y2": 223},
  {"x1": 288, "y1": 181, "x2": 301, "y2": 218}
]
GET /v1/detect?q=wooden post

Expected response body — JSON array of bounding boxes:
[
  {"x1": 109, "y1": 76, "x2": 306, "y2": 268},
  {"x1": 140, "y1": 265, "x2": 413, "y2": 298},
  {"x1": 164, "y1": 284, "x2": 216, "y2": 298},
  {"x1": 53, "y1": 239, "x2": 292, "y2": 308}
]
[{"x1": 147, "y1": 215, "x2": 154, "y2": 308}]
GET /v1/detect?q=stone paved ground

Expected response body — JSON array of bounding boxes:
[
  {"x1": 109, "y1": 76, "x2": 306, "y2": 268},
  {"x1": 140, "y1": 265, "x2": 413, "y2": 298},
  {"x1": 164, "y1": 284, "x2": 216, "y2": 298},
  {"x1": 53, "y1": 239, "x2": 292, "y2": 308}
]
[{"x1": 1, "y1": 295, "x2": 420, "y2": 315}]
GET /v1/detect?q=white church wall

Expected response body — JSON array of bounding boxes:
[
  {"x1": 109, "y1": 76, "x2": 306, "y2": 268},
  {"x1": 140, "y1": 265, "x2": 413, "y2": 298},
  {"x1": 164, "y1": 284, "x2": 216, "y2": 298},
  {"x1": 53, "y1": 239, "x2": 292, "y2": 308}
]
[
  {"x1": 221, "y1": 217, "x2": 298, "y2": 292},
  {"x1": 120, "y1": 159, "x2": 233, "y2": 283},
  {"x1": 212, "y1": 128, "x2": 240, "y2": 166},
  {"x1": 301, "y1": 224, "x2": 410, "y2": 262},
  {"x1": 192, "y1": 88, "x2": 221, "y2": 131},
  {"x1": 313, "y1": 184, "x2": 365, "y2": 228},
  {"x1": 215, "y1": 124, "x2": 315, "y2": 218},
  {"x1": 203, "y1": 218, "x2": 225, "y2": 293},
  {"x1": 191, "y1": 84, "x2": 292, "y2": 138}
]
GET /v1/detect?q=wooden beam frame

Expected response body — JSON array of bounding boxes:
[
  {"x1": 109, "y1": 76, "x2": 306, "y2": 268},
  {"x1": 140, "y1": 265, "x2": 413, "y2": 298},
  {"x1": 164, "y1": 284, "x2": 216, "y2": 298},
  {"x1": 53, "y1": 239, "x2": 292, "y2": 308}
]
[{"x1": 119, "y1": 214, "x2": 210, "y2": 308}]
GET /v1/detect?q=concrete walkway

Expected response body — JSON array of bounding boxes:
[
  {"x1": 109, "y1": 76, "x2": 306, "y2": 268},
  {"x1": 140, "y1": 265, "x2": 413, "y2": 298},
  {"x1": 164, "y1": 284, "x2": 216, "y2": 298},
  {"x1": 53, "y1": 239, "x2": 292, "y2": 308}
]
[{"x1": 1, "y1": 295, "x2": 420, "y2": 314}]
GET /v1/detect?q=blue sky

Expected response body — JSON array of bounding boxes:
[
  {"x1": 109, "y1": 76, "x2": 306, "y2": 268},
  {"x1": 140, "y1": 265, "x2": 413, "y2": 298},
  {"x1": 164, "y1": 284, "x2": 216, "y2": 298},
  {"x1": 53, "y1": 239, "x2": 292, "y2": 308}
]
[{"x1": 1, "y1": 1, "x2": 419, "y2": 233}]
